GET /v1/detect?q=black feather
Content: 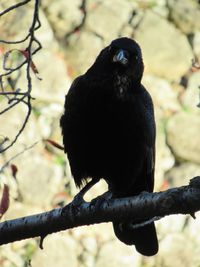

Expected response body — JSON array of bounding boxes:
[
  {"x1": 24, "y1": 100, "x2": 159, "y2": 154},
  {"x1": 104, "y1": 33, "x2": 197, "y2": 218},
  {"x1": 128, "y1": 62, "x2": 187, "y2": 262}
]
[{"x1": 60, "y1": 37, "x2": 158, "y2": 256}]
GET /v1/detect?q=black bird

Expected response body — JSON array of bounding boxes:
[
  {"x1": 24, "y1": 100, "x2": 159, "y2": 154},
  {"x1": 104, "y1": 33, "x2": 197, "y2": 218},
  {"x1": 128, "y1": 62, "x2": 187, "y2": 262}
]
[{"x1": 60, "y1": 37, "x2": 158, "y2": 256}]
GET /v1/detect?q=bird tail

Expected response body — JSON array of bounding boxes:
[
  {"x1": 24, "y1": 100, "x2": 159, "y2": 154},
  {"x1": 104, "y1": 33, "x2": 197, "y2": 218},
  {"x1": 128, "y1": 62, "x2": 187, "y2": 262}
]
[{"x1": 113, "y1": 221, "x2": 158, "y2": 256}]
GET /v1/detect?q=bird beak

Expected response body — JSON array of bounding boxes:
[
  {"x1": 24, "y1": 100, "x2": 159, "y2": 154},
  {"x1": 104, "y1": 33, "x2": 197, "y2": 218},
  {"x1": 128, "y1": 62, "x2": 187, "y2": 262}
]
[{"x1": 113, "y1": 49, "x2": 128, "y2": 65}]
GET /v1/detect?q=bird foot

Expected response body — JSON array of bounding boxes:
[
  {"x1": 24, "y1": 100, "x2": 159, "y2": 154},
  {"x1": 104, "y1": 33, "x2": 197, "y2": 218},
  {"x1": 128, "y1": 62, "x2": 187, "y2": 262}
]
[
  {"x1": 90, "y1": 191, "x2": 112, "y2": 209},
  {"x1": 139, "y1": 191, "x2": 150, "y2": 196},
  {"x1": 73, "y1": 178, "x2": 100, "y2": 205}
]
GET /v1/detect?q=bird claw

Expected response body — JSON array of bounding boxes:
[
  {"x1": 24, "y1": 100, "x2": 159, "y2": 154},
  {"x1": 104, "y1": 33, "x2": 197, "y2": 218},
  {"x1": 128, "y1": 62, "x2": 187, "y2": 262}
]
[
  {"x1": 190, "y1": 212, "x2": 196, "y2": 219},
  {"x1": 73, "y1": 179, "x2": 100, "y2": 205},
  {"x1": 73, "y1": 194, "x2": 85, "y2": 206},
  {"x1": 90, "y1": 191, "x2": 112, "y2": 209},
  {"x1": 139, "y1": 191, "x2": 150, "y2": 197}
]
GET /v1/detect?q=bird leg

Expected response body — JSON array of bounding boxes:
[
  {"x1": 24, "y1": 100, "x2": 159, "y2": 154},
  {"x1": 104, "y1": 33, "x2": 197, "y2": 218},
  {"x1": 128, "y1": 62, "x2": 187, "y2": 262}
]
[
  {"x1": 73, "y1": 178, "x2": 100, "y2": 205},
  {"x1": 127, "y1": 216, "x2": 163, "y2": 230}
]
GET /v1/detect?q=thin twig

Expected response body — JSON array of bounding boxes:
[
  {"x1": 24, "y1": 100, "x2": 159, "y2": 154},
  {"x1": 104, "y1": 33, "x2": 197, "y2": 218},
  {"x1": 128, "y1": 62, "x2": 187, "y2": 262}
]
[
  {"x1": 0, "y1": 95, "x2": 27, "y2": 116},
  {"x1": 0, "y1": 100, "x2": 32, "y2": 153},
  {"x1": 0, "y1": 0, "x2": 42, "y2": 153},
  {"x1": 0, "y1": 34, "x2": 30, "y2": 44},
  {"x1": 0, "y1": 141, "x2": 39, "y2": 173},
  {"x1": 0, "y1": 92, "x2": 26, "y2": 96},
  {"x1": 0, "y1": 0, "x2": 31, "y2": 17}
]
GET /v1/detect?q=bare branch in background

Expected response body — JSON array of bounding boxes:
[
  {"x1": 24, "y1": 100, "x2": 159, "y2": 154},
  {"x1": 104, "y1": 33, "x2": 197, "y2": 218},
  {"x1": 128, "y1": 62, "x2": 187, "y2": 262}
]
[
  {"x1": 0, "y1": 141, "x2": 38, "y2": 174},
  {"x1": 0, "y1": 0, "x2": 31, "y2": 17},
  {"x1": 0, "y1": 176, "x2": 200, "y2": 246},
  {"x1": 0, "y1": 0, "x2": 42, "y2": 153}
]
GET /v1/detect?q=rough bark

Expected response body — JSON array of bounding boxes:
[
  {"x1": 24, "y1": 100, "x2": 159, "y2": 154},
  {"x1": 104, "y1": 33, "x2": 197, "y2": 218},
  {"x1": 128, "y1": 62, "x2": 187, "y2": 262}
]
[{"x1": 0, "y1": 176, "x2": 200, "y2": 246}]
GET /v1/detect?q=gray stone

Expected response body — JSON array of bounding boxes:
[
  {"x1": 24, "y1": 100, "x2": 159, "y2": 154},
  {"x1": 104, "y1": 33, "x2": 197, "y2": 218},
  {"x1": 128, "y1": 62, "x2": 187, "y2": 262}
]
[
  {"x1": 165, "y1": 162, "x2": 200, "y2": 187},
  {"x1": 0, "y1": 1, "x2": 33, "y2": 41},
  {"x1": 151, "y1": 0, "x2": 169, "y2": 17},
  {"x1": 95, "y1": 240, "x2": 141, "y2": 267},
  {"x1": 37, "y1": 103, "x2": 63, "y2": 139},
  {"x1": 135, "y1": 11, "x2": 193, "y2": 80},
  {"x1": 0, "y1": 5, "x2": 57, "y2": 53},
  {"x1": 72, "y1": 222, "x2": 114, "y2": 245},
  {"x1": 65, "y1": 31, "x2": 104, "y2": 74},
  {"x1": 131, "y1": 0, "x2": 168, "y2": 19},
  {"x1": 130, "y1": 9, "x2": 144, "y2": 30},
  {"x1": 166, "y1": 111, "x2": 200, "y2": 163},
  {"x1": 86, "y1": 0, "x2": 137, "y2": 42},
  {"x1": 157, "y1": 215, "x2": 187, "y2": 237},
  {"x1": 0, "y1": 244, "x2": 24, "y2": 267},
  {"x1": 1, "y1": 45, "x2": 69, "y2": 148},
  {"x1": 4, "y1": 202, "x2": 42, "y2": 220},
  {"x1": 119, "y1": 24, "x2": 134, "y2": 39},
  {"x1": 143, "y1": 75, "x2": 181, "y2": 119},
  {"x1": 168, "y1": 0, "x2": 200, "y2": 34},
  {"x1": 30, "y1": 50, "x2": 72, "y2": 104},
  {"x1": 32, "y1": 234, "x2": 79, "y2": 267},
  {"x1": 157, "y1": 233, "x2": 197, "y2": 267},
  {"x1": 42, "y1": 0, "x2": 84, "y2": 40},
  {"x1": 142, "y1": 219, "x2": 196, "y2": 266},
  {"x1": 14, "y1": 150, "x2": 63, "y2": 206},
  {"x1": 181, "y1": 72, "x2": 200, "y2": 114},
  {"x1": 81, "y1": 236, "x2": 98, "y2": 255},
  {"x1": 80, "y1": 250, "x2": 96, "y2": 267},
  {"x1": 36, "y1": 10, "x2": 59, "y2": 51},
  {"x1": 186, "y1": 211, "x2": 200, "y2": 259},
  {"x1": 155, "y1": 122, "x2": 175, "y2": 190},
  {"x1": 0, "y1": 6, "x2": 57, "y2": 58},
  {"x1": 0, "y1": 102, "x2": 42, "y2": 160}
]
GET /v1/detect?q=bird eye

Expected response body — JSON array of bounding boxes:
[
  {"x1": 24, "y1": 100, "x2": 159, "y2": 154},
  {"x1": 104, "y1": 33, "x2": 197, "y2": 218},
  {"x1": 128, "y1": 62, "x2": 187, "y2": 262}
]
[{"x1": 135, "y1": 55, "x2": 139, "y2": 60}]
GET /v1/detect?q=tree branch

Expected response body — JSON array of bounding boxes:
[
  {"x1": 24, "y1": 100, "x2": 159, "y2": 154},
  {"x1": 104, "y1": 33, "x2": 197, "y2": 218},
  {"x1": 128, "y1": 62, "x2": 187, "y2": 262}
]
[
  {"x1": 0, "y1": 0, "x2": 41, "y2": 153},
  {"x1": 0, "y1": 0, "x2": 31, "y2": 17},
  {"x1": 0, "y1": 176, "x2": 200, "y2": 246}
]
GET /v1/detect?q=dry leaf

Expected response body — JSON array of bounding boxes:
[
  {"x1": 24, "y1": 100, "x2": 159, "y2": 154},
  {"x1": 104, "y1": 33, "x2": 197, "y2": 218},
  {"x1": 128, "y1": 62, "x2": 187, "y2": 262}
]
[
  {"x1": 0, "y1": 184, "x2": 10, "y2": 219},
  {"x1": 44, "y1": 139, "x2": 64, "y2": 150}
]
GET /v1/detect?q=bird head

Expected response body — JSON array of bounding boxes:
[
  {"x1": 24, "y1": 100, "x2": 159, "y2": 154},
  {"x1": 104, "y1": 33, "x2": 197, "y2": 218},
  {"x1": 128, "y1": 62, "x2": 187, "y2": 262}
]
[{"x1": 90, "y1": 37, "x2": 144, "y2": 85}]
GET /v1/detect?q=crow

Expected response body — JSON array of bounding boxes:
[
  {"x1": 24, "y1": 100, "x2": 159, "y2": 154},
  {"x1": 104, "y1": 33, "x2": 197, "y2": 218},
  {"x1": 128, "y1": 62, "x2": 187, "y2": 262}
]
[{"x1": 60, "y1": 37, "x2": 158, "y2": 256}]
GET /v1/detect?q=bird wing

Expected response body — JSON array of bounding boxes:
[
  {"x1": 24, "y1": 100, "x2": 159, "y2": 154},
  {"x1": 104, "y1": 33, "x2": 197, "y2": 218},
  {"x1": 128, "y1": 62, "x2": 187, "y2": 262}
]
[
  {"x1": 140, "y1": 85, "x2": 156, "y2": 193},
  {"x1": 60, "y1": 75, "x2": 89, "y2": 186},
  {"x1": 60, "y1": 75, "x2": 85, "y2": 151}
]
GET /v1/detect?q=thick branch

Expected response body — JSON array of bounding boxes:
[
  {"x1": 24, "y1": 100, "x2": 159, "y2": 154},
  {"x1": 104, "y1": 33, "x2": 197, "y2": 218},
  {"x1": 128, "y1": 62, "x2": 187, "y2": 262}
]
[{"x1": 0, "y1": 176, "x2": 200, "y2": 245}]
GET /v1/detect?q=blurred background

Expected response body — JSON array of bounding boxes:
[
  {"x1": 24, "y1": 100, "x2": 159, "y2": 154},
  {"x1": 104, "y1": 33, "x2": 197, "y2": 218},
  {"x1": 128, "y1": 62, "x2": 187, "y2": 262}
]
[{"x1": 0, "y1": 0, "x2": 200, "y2": 266}]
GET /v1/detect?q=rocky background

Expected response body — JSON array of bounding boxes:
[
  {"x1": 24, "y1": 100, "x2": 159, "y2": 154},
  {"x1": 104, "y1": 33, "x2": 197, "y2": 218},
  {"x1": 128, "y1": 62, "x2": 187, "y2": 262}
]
[{"x1": 0, "y1": 0, "x2": 200, "y2": 266}]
